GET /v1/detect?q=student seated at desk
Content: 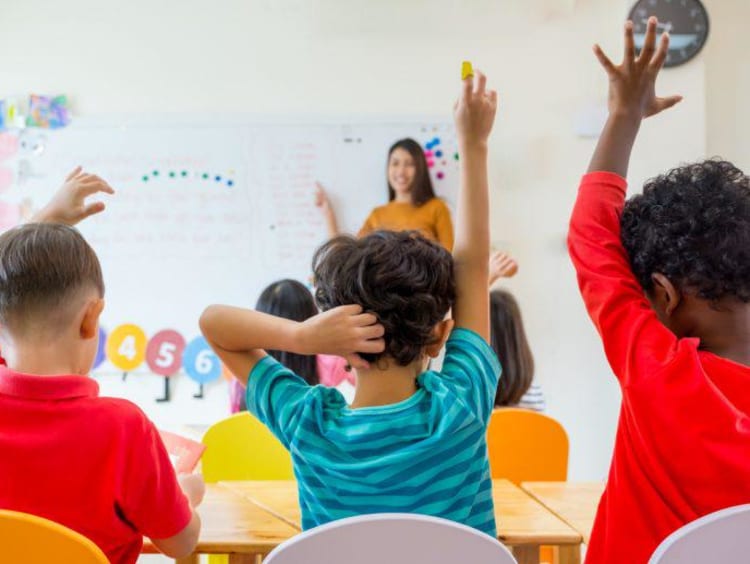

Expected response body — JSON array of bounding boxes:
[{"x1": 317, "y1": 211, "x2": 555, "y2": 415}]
[
  {"x1": 0, "y1": 169, "x2": 204, "y2": 564},
  {"x1": 201, "y1": 69, "x2": 500, "y2": 535}
]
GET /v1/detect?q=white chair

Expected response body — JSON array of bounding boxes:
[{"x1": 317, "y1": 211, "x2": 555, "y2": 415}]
[
  {"x1": 264, "y1": 513, "x2": 517, "y2": 564},
  {"x1": 649, "y1": 504, "x2": 750, "y2": 564}
]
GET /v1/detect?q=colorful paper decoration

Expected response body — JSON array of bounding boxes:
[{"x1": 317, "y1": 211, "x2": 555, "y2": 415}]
[
  {"x1": 106, "y1": 324, "x2": 147, "y2": 371},
  {"x1": 27, "y1": 95, "x2": 70, "y2": 129},
  {"x1": 183, "y1": 336, "x2": 222, "y2": 384},
  {"x1": 146, "y1": 329, "x2": 186, "y2": 376}
]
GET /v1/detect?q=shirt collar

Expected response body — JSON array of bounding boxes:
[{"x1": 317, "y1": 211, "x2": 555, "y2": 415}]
[{"x1": 0, "y1": 367, "x2": 99, "y2": 400}]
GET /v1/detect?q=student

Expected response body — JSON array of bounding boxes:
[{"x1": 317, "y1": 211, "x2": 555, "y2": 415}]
[
  {"x1": 568, "y1": 18, "x2": 750, "y2": 564},
  {"x1": 201, "y1": 69, "x2": 498, "y2": 533},
  {"x1": 228, "y1": 278, "x2": 353, "y2": 413},
  {"x1": 0, "y1": 168, "x2": 204, "y2": 564},
  {"x1": 315, "y1": 138, "x2": 454, "y2": 250},
  {"x1": 488, "y1": 252, "x2": 544, "y2": 411}
]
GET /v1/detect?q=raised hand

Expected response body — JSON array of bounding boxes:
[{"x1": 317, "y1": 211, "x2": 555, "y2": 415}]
[
  {"x1": 33, "y1": 166, "x2": 115, "y2": 225},
  {"x1": 594, "y1": 17, "x2": 682, "y2": 121},
  {"x1": 454, "y1": 69, "x2": 498, "y2": 147},
  {"x1": 489, "y1": 251, "x2": 518, "y2": 286}
]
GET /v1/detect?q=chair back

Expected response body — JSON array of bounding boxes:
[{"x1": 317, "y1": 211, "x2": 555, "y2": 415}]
[
  {"x1": 202, "y1": 412, "x2": 294, "y2": 482},
  {"x1": 649, "y1": 504, "x2": 750, "y2": 564},
  {"x1": 0, "y1": 510, "x2": 108, "y2": 564},
  {"x1": 487, "y1": 408, "x2": 569, "y2": 484},
  {"x1": 264, "y1": 513, "x2": 517, "y2": 564}
]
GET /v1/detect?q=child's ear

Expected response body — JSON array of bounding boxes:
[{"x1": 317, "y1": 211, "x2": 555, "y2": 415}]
[
  {"x1": 425, "y1": 319, "x2": 455, "y2": 358},
  {"x1": 80, "y1": 298, "x2": 105, "y2": 339},
  {"x1": 651, "y1": 273, "x2": 681, "y2": 316}
]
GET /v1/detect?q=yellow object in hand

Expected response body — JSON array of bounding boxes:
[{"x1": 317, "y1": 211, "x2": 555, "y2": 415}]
[{"x1": 461, "y1": 61, "x2": 474, "y2": 80}]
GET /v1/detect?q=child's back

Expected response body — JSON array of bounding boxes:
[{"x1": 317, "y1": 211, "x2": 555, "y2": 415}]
[
  {"x1": 0, "y1": 170, "x2": 202, "y2": 564},
  {"x1": 201, "y1": 68, "x2": 499, "y2": 534},
  {"x1": 569, "y1": 19, "x2": 750, "y2": 563},
  {"x1": 247, "y1": 232, "x2": 499, "y2": 533}
]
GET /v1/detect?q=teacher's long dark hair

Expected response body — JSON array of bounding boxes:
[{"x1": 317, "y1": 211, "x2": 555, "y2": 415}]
[{"x1": 387, "y1": 138, "x2": 436, "y2": 207}]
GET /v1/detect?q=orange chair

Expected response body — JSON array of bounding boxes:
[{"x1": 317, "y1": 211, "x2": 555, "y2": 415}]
[
  {"x1": 487, "y1": 408, "x2": 569, "y2": 564},
  {"x1": 486, "y1": 408, "x2": 569, "y2": 483},
  {"x1": 0, "y1": 510, "x2": 108, "y2": 563}
]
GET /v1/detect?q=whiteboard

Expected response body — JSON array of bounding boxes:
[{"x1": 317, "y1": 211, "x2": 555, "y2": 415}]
[{"x1": 0, "y1": 118, "x2": 460, "y2": 426}]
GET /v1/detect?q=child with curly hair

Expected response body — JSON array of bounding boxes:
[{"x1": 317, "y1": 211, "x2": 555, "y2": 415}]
[
  {"x1": 200, "y1": 68, "x2": 499, "y2": 534},
  {"x1": 568, "y1": 17, "x2": 750, "y2": 564}
]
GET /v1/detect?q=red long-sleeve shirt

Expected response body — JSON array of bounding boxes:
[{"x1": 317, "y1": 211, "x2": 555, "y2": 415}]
[{"x1": 568, "y1": 172, "x2": 750, "y2": 564}]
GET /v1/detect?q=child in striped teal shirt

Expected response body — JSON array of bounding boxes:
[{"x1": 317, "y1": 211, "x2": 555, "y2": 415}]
[{"x1": 200, "y1": 68, "x2": 500, "y2": 536}]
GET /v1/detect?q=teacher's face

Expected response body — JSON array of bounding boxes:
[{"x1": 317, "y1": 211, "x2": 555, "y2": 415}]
[{"x1": 388, "y1": 148, "x2": 416, "y2": 198}]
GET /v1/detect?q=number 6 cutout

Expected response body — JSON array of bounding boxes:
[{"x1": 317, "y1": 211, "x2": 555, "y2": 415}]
[
  {"x1": 146, "y1": 330, "x2": 186, "y2": 377},
  {"x1": 183, "y1": 336, "x2": 221, "y2": 384}
]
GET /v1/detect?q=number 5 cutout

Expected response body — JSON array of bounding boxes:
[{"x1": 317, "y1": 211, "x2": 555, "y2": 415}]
[{"x1": 146, "y1": 330, "x2": 186, "y2": 376}]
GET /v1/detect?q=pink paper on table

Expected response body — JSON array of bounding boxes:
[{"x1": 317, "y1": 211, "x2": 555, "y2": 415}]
[{"x1": 159, "y1": 430, "x2": 206, "y2": 474}]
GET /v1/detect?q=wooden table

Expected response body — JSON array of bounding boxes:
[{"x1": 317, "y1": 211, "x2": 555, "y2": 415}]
[
  {"x1": 142, "y1": 484, "x2": 298, "y2": 563},
  {"x1": 520, "y1": 482, "x2": 605, "y2": 546},
  {"x1": 220, "y1": 479, "x2": 584, "y2": 564}
]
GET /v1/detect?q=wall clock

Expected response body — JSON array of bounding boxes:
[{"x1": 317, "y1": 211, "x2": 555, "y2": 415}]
[{"x1": 628, "y1": 0, "x2": 709, "y2": 67}]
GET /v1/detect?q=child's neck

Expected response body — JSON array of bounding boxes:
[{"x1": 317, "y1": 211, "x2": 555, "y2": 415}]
[
  {"x1": 696, "y1": 302, "x2": 750, "y2": 366},
  {"x1": 3, "y1": 340, "x2": 87, "y2": 376},
  {"x1": 349, "y1": 357, "x2": 424, "y2": 408}
]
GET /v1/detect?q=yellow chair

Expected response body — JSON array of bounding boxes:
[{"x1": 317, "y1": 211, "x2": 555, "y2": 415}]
[
  {"x1": 201, "y1": 411, "x2": 294, "y2": 483},
  {"x1": 487, "y1": 408, "x2": 569, "y2": 564},
  {"x1": 202, "y1": 412, "x2": 295, "y2": 564},
  {"x1": 486, "y1": 407, "x2": 569, "y2": 483},
  {"x1": 0, "y1": 510, "x2": 108, "y2": 564}
]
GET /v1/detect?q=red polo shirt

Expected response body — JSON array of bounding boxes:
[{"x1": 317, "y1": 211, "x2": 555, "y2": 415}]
[
  {"x1": 568, "y1": 172, "x2": 750, "y2": 563},
  {"x1": 0, "y1": 368, "x2": 192, "y2": 564}
]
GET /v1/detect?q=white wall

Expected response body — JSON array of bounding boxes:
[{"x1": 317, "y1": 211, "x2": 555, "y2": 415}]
[{"x1": 2, "y1": 0, "x2": 741, "y2": 481}]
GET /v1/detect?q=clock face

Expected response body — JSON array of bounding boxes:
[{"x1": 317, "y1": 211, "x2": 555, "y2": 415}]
[{"x1": 628, "y1": 0, "x2": 709, "y2": 67}]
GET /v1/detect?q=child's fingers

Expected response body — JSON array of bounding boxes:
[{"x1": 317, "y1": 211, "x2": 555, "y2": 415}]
[
  {"x1": 337, "y1": 304, "x2": 364, "y2": 317},
  {"x1": 593, "y1": 45, "x2": 617, "y2": 76},
  {"x1": 638, "y1": 16, "x2": 658, "y2": 65},
  {"x1": 357, "y1": 338, "x2": 386, "y2": 354},
  {"x1": 82, "y1": 201, "x2": 106, "y2": 219},
  {"x1": 65, "y1": 166, "x2": 82, "y2": 181},
  {"x1": 352, "y1": 311, "x2": 378, "y2": 325},
  {"x1": 623, "y1": 21, "x2": 636, "y2": 66},
  {"x1": 359, "y1": 323, "x2": 385, "y2": 340},
  {"x1": 461, "y1": 73, "x2": 473, "y2": 101},
  {"x1": 656, "y1": 95, "x2": 683, "y2": 112},
  {"x1": 79, "y1": 180, "x2": 115, "y2": 196},
  {"x1": 649, "y1": 33, "x2": 671, "y2": 71},
  {"x1": 474, "y1": 70, "x2": 487, "y2": 97},
  {"x1": 344, "y1": 353, "x2": 369, "y2": 371}
]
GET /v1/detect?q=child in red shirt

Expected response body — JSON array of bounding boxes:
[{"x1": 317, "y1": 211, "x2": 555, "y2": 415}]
[
  {"x1": 568, "y1": 18, "x2": 750, "y2": 564},
  {"x1": 0, "y1": 168, "x2": 204, "y2": 563}
]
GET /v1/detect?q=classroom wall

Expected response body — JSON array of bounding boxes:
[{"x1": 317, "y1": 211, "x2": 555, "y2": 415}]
[{"x1": 1, "y1": 0, "x2": 743, "y2": 480}]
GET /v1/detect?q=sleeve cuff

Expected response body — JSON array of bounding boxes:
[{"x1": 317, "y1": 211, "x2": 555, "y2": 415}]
[{"x1": 581, "y1": 171, "x2": 628, "y2": 191}]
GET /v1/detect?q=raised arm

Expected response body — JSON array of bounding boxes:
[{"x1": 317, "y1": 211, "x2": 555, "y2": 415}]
[
  {"x1": 588, "y1": 18, "x2": 682, "y2": 176},
  {"x1": 568, "y1": 18, "x2": 683, "y2": 382},
  {"x1": 452, "y1": 69, "x2": 498, "y2": 340},
  {"x1": 199, "y1": 304, "x2": 384, "y2": 384},
  {"x1": 33, "y1": 166, "x2": 115, "y2": 225}
]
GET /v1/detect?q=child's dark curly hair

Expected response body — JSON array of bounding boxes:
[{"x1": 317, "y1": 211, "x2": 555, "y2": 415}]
[
  {"x1": 621, "y1": 159, "x2": 750, "y2": 302},
  {"x1": 312, "y1": 230, "x2": 456, "y2": 366}
]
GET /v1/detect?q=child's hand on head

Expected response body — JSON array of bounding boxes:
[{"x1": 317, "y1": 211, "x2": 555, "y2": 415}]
[
  {"x1": 489, "y1": 251, "x2": 518, "y2": 285},
  {"x1": 594, "y1": 17, "x2": 682, "y2": 121},
  {"x1": 34, "y1": 166, "x2": 115, "y2": 225},
  {"x1": 297, "y1": 305, "x2": 385, "y2": 370},
  {"x1": 454, "y1": 69, "x2": 498, "y2": 146}
]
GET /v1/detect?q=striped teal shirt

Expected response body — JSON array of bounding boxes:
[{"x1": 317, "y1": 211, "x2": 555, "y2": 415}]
[{"x1": 246, "y1": 328, "x2": 501, "y2": 536}]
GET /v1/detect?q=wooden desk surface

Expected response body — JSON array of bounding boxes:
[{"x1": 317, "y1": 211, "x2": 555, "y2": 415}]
[
  {"x1": 142, "y1": 483, "x2": 298, "y2": 558},
  {"x1": 520, "y1": 482, "x2": 605, "y2": 545},
  {"x1": 219, "y1": 479, "x2": 583, "y2": 546}
]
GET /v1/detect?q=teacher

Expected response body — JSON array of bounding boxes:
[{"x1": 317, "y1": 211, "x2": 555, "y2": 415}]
[{"x1": 315, "y1": 138, "x2": 454, "y2": 250}]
